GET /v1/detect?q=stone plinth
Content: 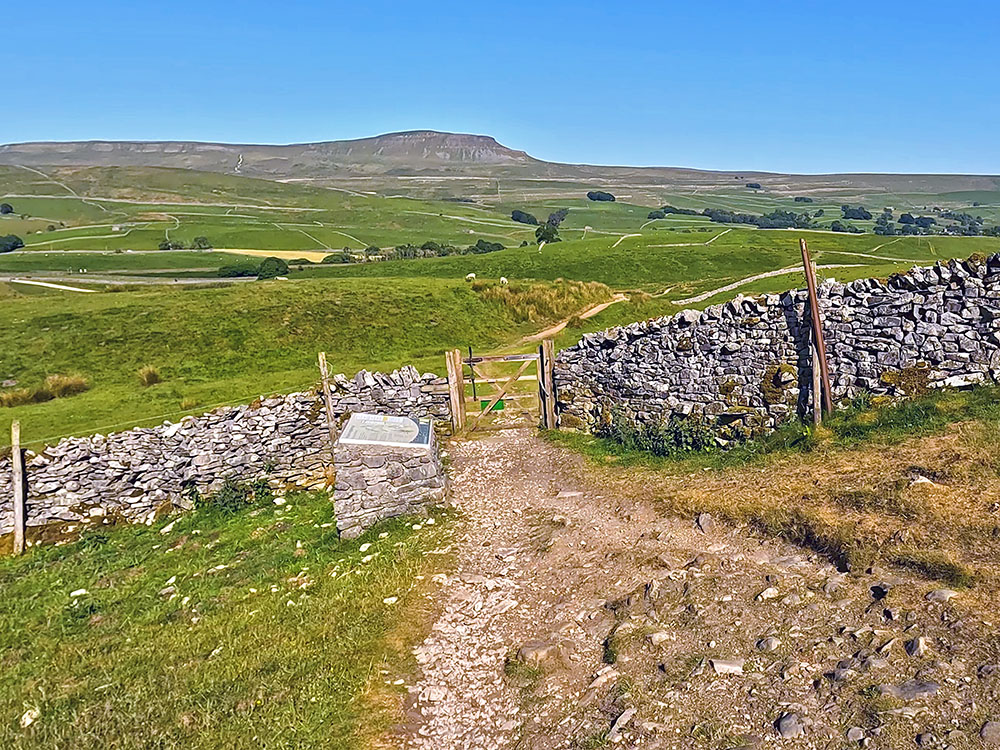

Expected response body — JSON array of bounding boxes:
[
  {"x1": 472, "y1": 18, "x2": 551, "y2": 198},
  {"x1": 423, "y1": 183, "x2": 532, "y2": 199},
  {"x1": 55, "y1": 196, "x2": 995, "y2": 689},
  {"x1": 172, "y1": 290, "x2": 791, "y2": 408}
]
[{"x1": 333, "y1": 430, "x2": 446, "y2": 539}]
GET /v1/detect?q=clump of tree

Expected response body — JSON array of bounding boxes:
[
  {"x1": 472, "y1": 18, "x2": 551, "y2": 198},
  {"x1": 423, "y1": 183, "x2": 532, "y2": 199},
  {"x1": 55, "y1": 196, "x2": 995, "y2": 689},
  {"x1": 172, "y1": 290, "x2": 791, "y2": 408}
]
[
  {"x1": 322, "y1": 250, "x2": 353, "y2": 264},
  {"x1": 793, "y1": 196, "x2": 814, "y2": 203},
  {"x1": 647, "y1": 209, "x2": 666, "y2": 220},
  {"x1": 217, "y1": 256, "x2": 289, "y2": 279},
  {"x1": 874, "y1": 214, "x2": 896, "y2": 236},
  {"x1": 511, "y1": 210, "x2": 538, "y2": 225},
  {"x1": 535, "y1": 223, "x2": 560, "y2": 243},
  {"x1": 0, "y1": 203, "x2": 13, "y2": 215},
  {"x1": 256, "y1": 256, "x2": 289, "y2": 279},
  {"x1": 546, "y1": 208, "x2": 569, "y2": 227},
  {"x1": 586, "y1": 190, "x2": 615, "y2": 202},
  {"x1": 830, "y1": 220, "x2": 863, "y2": 233},
  {"x1": 191, "y1": 236, "x2": 212, "y2": 249},
  {"x1": 701, "y1": 208, "x2": 813, "y2": 229},
  {"x1": 158, "y1": 239, "x2": 185, "y2": 250},
  {"x1": 841, "y1": 205, "x2": 872, "y2": 221},
  {"x1": 661, "y1": 205, "x2": 700, "y2": 216},
  {"x1": 746, "y1": 182, "x2": 762, "y2": 190},
  {"x1": 0, "y1": 234, "x2": 24, "y2": 252}
]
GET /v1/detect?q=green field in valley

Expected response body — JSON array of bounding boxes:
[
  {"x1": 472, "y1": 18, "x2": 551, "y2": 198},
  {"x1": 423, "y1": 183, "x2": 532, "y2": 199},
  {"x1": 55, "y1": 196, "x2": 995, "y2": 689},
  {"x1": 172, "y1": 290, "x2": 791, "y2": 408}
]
[{"x1": 2, "y1": 164, "x2": 999, "y2": 446}]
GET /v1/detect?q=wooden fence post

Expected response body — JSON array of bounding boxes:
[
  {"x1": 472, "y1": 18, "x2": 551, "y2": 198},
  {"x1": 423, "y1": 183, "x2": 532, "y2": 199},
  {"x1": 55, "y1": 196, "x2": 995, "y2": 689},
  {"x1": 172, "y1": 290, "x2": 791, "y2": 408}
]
[
  {"x1": 538, "y1": 339, "x2": 557, "y2": 429},
  {"x1": 444, "y1": 349, "x2": 466, "y2": 433},
  {"x1": 11, "y1": 420, "x2": 25, "y2": 555},
  {"x1": 316, "y1": 352, "x2": 339, "y2": 450},
  {"x1": 800, "y1": 239, "x2": 834, "y2": 415},
  {"x1": 812, "y1": 346, "x2": 823, "y2": 426}
]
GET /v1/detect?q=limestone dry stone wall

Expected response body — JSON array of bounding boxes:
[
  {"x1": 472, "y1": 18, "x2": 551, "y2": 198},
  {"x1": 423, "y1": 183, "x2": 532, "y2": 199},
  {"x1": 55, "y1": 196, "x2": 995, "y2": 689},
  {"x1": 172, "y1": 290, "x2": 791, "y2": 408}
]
[
  {"x1": 0, "y1": 366, "x2": 450, "y2": 543},
  {"x1": 555, "y1": 254, "x2": 1000, "y2": 438}
]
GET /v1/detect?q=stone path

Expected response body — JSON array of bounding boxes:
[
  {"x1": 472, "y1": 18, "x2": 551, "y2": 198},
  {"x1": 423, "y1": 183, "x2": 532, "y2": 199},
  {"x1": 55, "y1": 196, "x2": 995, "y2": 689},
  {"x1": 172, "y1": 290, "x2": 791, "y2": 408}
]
[{"x1": 396, "y1": 429, "x2": 1000, "y2": 749}]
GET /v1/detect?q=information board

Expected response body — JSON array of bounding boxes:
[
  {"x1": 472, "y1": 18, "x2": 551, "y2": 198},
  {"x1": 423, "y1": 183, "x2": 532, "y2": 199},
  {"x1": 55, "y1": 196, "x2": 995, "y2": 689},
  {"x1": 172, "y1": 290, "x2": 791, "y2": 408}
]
[{"x1": 337, "y1": 412, "x2": 433, "y2": 449}]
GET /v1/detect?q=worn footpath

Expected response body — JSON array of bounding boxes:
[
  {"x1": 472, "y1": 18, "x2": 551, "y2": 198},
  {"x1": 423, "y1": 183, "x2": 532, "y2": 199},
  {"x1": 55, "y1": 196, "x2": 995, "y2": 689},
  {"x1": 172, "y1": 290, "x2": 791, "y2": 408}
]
[{"x1": 394, "y1": 429, "x2": 1000, "y2": 749}]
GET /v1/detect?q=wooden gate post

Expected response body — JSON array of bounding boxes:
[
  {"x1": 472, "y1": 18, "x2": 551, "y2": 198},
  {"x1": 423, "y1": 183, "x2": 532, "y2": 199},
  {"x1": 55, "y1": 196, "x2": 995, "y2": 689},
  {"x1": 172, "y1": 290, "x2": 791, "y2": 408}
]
[
  {"x1": 538, "y1": 339, "x2": 557, "y2": 429},
  {"x1": 444, "y1": 349, "x2": 466, "y2": 433},
  {"x1": 11, "y1": 420, "x2": 26, "y2": 555},
  {"x1": 317, "y1": 352, "x2": 339, "y2": 450},
  {"x1": 800, "y1": 239, "x2": 834, "y2": 415}
]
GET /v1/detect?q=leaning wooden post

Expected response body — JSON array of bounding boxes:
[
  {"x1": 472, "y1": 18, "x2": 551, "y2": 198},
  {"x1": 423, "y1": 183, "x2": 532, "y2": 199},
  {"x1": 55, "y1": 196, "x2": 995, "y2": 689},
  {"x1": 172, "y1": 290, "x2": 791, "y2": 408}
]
[
  {"x1": 11, "y1": 420, "x2": 26, "y2": 555},
  {"x1": 800, "y1": 239, "x2": 834, "y2": 415},
  {"x1": 316, "y1": 352, "x2": 339, "y2": 450}
]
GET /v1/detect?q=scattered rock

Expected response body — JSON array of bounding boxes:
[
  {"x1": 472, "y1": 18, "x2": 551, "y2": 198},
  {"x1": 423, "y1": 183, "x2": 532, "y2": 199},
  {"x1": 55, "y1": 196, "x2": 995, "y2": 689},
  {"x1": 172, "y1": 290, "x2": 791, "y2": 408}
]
[
  {"x1": 19, "y1": 707, "x2": 40, "y2": 729},
  {"x1": 846, "y1": 726, "x2": 865, "y2": 743},
  {"x1": 696, "y1": 513, "x2": 714, "y2": 533},
  {"x1": 871, "y1": 582, "x2": 892, "y2": 600},
  {"x1": 905, "y1": 636, "x2": 930, "y2": 658},
  {"x1": 516, "y1": 640, "x2": 559, "y2": 666},
  {"x1": 648, "y1": 631, "x2": 672, "y2": 647},
  {"x1": 756, "y1": 587, "x2": 779, "y2": 602},
  {"x1": 982, "y1": 722, "x2": 1000, "y2": 745},
  {"x1": 775, "y1": 712, "x2": 805, "y2": 739},
  {"x1": 608, "y1": 707, "x2": 637, "y2": 743},
  {"x1": 756, "y1": 637, "x2": 781, "y2": 652},
  {"x1": 709, "y1": 658, "x2": 744, "y2": 675},
  {"x1": 879, "y1": 680, "x2": 939, "y2": 701},
  {"x1": 925, "y1": 588, "x2": 958, "y2": 603}
]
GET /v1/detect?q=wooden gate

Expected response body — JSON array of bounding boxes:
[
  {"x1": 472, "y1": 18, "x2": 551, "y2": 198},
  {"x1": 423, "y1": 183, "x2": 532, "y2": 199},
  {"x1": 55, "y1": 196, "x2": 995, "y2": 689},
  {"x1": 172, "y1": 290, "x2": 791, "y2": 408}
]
[{"x1": 444, "y1": 340, "x2": 556, "y2": 433}]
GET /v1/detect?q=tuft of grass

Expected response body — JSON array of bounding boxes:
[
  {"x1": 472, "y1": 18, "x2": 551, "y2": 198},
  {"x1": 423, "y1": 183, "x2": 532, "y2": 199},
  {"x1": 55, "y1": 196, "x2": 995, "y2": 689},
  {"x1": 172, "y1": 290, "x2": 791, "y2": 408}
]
[
  {"x1": 43, "y1": 373, "x2": 90, "y2": 398},
  {"x1": 0, "y1": 387, "x2": 34, "y2": 408},
  {"x1": 137, "y1": 364, "x2": 162, "y2": 387},
  {"x1": 0, "y1": 491, "x2": 451, "y2": 749},
  {"x1": 891, "y1": 549, "x2": 977, "y2": 588},
  {"x1": 0, "y1": 374, "x2": 89, "y2": 408}
]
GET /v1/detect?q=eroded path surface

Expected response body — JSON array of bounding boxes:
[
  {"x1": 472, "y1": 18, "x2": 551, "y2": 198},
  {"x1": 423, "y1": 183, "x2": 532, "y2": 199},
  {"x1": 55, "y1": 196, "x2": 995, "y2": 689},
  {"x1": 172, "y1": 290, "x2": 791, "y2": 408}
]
[{"x1": 397, "y1": 430, "x2": 1000, "y2": 749}]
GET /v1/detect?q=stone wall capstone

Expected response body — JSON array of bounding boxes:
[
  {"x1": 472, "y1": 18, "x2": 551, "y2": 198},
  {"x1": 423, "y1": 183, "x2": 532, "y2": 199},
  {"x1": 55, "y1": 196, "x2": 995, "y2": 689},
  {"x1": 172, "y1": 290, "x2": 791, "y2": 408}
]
[
  {"x1": 0, "y1": 366, "x2": 450, "y2": 542},
  {"x1": 555, "y1": 254, "x2": 1000, "y2": 438}
]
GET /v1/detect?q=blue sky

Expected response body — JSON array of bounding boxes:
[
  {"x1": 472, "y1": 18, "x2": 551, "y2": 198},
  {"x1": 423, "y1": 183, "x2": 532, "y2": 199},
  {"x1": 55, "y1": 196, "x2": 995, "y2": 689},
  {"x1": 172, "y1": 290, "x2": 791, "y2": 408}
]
[{"x1": 5, "y1": 1, "x2": 999, "y2": 174}]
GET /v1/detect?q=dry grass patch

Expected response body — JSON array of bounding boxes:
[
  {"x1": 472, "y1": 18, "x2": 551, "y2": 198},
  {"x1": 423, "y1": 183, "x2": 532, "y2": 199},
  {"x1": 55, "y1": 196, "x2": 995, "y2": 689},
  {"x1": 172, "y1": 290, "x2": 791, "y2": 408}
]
[
  {"x1": 137, "y1": 365, "x2": 162, "y2": 386},
  {"x1": 578, "y1": 420, "x2": 1000, "y2": 594},
  {"x1": 0, "y1": 374, "x2": 89, "y2": 408},
  {"x1": 472, "y1": 279, "x2": 611, "y2": 323}
]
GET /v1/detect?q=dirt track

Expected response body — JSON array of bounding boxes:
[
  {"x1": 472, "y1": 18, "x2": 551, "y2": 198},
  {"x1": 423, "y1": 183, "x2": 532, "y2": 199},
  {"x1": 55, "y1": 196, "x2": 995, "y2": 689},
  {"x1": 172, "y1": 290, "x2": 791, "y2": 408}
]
[{"x1": 393, "y1": 429, "x2": 1000, "y2": 749}]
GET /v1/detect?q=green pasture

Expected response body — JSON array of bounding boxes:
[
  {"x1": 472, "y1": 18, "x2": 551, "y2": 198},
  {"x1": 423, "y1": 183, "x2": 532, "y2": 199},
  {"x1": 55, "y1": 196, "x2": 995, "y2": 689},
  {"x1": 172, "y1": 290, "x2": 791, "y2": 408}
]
[
  {"x1": 0, "y1": 489, "x2": 451, "y2": 749},
  {"x1": 0, "y1": 277, "x2": 609, "y2": 445}
]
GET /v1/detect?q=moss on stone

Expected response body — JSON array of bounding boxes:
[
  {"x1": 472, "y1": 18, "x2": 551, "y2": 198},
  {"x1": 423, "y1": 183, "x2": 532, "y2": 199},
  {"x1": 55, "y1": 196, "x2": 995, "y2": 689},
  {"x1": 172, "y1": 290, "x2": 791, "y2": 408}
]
[
  {"x1": 879, "y1": 364, "x2": 930, "y2": 396},
  {"x1": 760, "y1": 363, "x2": 797, "y2": 406},
  {"x1": 676, "y1": 336, "x2": 694, "y2": 352},
  {"x1": 719, "y1": 379, "x2": 739, "y2": 398}
]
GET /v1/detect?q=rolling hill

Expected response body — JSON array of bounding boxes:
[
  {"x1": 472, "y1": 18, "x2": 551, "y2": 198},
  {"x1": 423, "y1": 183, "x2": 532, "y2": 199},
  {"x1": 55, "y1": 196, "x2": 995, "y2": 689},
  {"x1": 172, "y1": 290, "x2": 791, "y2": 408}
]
[{"x1": 3, "y1": 131, "x2": 999, "y2": 200}]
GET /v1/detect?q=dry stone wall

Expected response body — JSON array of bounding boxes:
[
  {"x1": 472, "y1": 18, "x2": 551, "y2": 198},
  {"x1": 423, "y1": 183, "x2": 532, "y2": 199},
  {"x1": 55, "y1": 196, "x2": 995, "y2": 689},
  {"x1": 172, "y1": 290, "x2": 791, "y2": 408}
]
[
  {"x1": 555, "y1": 254, "x2": 1000, "y2": 438},
  {"x1": 0, "y1": 366, "x2": 450, "y2": 543}
]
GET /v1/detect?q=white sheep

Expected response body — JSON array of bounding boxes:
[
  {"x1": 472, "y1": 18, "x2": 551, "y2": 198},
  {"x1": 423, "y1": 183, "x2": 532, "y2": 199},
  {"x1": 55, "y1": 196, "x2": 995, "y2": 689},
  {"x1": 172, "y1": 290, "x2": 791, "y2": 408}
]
[
  {"x1": 499, "y1": 276, "x2": 508, "y2": 286},
  {"x1": 465, "y1": 272, "x2": 476, "y2": 282}
]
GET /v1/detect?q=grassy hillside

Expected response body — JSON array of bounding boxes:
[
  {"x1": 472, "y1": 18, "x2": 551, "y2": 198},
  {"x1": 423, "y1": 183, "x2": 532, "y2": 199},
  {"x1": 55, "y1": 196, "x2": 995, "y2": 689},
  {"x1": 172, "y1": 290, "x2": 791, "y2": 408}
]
[
  {"x1": 0, "y1": 488, "x2": 450, "y2": 749},
  {"x1": 0, "y1": 277, "x2": 610, "y2": 445}
]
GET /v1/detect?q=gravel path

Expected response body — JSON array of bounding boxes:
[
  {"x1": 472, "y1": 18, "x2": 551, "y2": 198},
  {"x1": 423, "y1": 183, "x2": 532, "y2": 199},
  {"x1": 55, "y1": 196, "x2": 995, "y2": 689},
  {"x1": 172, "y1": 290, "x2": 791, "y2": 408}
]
[{"x1": 396, "y1": 429, "x2": 1000, "y2": 749}]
